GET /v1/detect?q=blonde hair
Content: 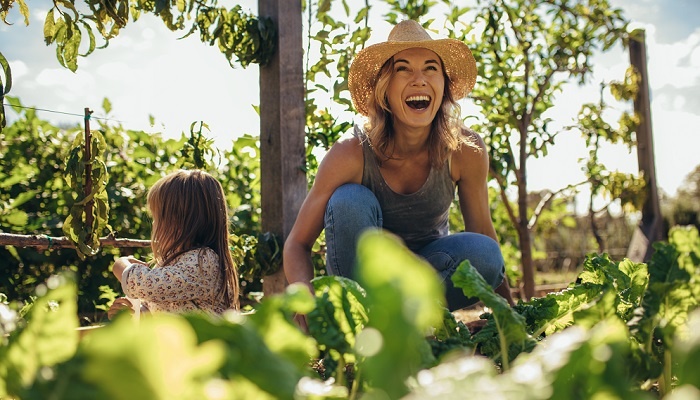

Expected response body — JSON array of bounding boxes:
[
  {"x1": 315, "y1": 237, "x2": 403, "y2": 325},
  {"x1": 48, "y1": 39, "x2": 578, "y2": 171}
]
[
  {"x1": 147, "y1": 169, "x2": 239, "y2": 310},
  {"x1": 364, "y1": 56, "x2": 475, "y2": 168}
]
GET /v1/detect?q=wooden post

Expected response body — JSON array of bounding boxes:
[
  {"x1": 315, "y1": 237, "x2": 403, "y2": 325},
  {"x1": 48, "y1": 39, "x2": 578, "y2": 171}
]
[
  {"x1": 258, "y1": 0, "x2": 306, "y2": 295},
  {"x1": 627, "y1": 29, "x2": 664, "y2": 262}
]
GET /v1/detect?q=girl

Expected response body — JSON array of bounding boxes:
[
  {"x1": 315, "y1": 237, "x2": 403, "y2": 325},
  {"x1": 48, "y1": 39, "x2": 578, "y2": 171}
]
[
  {"x1": 109, "y1": 169, "x2": 239, "y2": 318},
  {"x1": 283, "y1": 20, "x2": 514, "y2": 330}
]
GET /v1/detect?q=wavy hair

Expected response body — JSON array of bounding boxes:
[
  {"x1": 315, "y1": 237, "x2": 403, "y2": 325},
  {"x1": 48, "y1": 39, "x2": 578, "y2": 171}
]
[
  {"x1": 147, "y1": 169, "x2": 239, "y2": 310},
  {"x1": 363, "y1": 56, "x2": 476, "y2": 168}
]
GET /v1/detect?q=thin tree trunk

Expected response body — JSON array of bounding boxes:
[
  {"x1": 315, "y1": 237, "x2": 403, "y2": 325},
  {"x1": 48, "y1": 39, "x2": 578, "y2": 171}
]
[{"x1": 518, "y1": 125, "x2": 535, "y2": 300}]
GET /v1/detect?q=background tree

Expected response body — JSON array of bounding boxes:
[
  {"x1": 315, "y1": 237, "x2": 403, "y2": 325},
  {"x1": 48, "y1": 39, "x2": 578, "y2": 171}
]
[
  {"x1": 459, "y1": 0, "x2": 630, "y2": 299},
  {"x1": 663, "y1": 165, "x2": 700, "y2": 232}
]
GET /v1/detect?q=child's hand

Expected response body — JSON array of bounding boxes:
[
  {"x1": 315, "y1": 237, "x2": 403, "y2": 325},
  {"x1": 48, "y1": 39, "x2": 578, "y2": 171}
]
[
  {"x1": 123, "y1": 257, "x2": 147, "y2": 266},
  {"x1": 107, "y1": 297, "x2": 134, "y2": 320}
]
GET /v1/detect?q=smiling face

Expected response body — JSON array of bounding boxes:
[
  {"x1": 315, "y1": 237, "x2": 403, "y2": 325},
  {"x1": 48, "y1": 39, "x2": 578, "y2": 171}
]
[{"x1": 385, "y1": 47, "x2": 446, "y2": 133}]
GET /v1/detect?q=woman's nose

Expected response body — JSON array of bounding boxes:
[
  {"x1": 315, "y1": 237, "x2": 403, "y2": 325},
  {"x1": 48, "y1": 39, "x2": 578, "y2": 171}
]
[{"x1": 411, "y1": 71, "x2": 427, "y2": 85}]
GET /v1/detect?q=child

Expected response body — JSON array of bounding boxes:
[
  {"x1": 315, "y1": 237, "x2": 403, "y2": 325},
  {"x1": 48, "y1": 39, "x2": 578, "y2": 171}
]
[{"x1": 108, "y1": 169, "x2": 239, "y2": 318}]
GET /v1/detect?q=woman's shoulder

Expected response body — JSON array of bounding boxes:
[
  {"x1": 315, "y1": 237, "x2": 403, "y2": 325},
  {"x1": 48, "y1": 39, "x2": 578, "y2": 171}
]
[
  {"x1": 451, "y1": 127, "x2": 489, "y2": 181},
  {"x1": 323, "y1": 127, "x2": 364, "y2": 164},
  {"x1": 457, "y1": 126, "x2": 486, "y2": 151},
  {"x1": 314, "y1": 126, "x2": 365, "y2": 187}
]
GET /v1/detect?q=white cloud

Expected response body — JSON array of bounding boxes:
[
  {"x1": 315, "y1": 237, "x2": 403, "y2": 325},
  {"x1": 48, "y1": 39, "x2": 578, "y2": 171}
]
[
  {"x1": 7, "y1": 60, "x2": 28, "y2": 80},
  {"x1": 647, "y1": 27, "x2": 700, "y2": 90},
  {"x1": 650, "y1": 107, "x2": 700, "y2": 195}
]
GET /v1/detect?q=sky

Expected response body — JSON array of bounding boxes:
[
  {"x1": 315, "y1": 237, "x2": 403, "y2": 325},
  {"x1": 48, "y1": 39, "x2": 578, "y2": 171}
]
[{"x1": 1, "y1": 0, "x2": 699, "y2": 201}]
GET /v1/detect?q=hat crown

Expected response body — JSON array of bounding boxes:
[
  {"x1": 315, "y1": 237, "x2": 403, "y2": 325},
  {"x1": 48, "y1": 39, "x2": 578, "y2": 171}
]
[{"x1": 387, "y1": 20, "x2": 433, "y2": 43}]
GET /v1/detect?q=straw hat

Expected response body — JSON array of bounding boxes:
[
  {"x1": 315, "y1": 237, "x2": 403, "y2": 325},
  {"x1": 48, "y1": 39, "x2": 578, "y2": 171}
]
[{"x1": 348, "y1": 20, "x2": 477, "y2": 116}]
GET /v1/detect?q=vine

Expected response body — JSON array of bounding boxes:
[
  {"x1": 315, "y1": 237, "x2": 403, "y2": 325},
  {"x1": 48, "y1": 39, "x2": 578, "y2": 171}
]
[{"x1": 62, "y1": 110, "x2": 111, "y2": 259}]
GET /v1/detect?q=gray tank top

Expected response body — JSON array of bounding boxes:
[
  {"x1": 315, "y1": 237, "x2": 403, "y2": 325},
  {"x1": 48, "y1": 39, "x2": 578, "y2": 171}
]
[{"x1": 354, "y1": 126, "x2": 456, "y2": 251}]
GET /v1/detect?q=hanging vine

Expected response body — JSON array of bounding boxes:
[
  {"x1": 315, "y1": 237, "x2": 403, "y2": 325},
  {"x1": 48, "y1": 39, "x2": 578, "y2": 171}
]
[{"x1": 62, "y1": 111, "x2": 111, "y2": 259}]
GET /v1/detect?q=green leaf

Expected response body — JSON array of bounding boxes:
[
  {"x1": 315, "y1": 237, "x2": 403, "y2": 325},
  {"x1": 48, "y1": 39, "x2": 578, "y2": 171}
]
[
  {"x1": 0, "y1": 51, "x2": 11, "y2": 95},
  {"x1": 452, "y1": 259, "x2": 536, "y2": 369},
  {"x1": 13, "y1": 0, "x2": 29, "y2": 25},
  {"x1": 2, "y1": 209, "x2": 28, "y2": 227},
  {"x1": 9, "y1": 189, "x2": 38, "y2": 209},
  {"x1": 0, "y1": 274, "x2": 79, "y2": 397},
  {"x1": 37, "y1": 314, "x2": 226, "y2": 400},
  {"x1": 308, "y1": 276, "x2": 368, "y2": 357},
  {"x1": 246, "y1": 284, "x2": 319, "y2": 369},
  {"x1": 185, "y1": 312, "x2": 305, "y2": 400},
  {"x1": 674, "y1": 308, "x2": 700, "y2": 388},
  {"x1": 355, "y1": 230, "x2": 444, "y2": 399}
]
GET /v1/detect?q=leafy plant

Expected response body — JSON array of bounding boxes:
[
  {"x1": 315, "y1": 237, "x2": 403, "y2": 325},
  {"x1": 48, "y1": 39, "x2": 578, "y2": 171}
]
[{"x1": 0, "y1": 227, "x2": 699, "y2": 399}]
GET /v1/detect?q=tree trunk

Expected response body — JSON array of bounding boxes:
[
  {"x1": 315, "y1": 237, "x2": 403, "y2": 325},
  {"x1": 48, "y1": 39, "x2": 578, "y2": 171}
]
[{"x1": 518, "y1": 125, "x2": 535, "y2": 300}]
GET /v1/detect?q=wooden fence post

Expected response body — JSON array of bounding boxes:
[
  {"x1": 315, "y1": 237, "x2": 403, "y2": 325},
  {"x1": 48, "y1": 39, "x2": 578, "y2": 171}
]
[
  {"x1": 258, "y1": 0, "x2": 306, "y2": 296},
  {"x1": 627, "y1": 29, "x2": 664, "y2": 262}
]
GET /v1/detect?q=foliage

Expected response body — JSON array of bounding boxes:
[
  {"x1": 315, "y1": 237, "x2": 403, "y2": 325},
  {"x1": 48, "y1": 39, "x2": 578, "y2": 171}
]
[
  {"x1": 1, "y1": 226, "x2": 699, "y2": 399},
  {"x1": 663, "y1": 165, "x2": 700, "y2": 232},
  {"x1": 0, "y1": 0, "x2": 274, "y2": 136}
]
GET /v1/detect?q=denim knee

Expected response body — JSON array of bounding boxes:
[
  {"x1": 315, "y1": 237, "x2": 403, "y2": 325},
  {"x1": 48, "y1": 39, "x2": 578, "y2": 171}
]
[
  {"x1": 419, "y1": 233, "x2": 505, "y2": 310},
  {"x1": 324, "y1": 184, "x2": 382, "y2": 278}
]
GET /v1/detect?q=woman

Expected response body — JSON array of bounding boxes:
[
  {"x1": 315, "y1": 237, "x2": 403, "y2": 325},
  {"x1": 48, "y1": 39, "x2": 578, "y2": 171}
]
[{"x1": 283, "y1": 20, "x2": 514, "y2": 324}]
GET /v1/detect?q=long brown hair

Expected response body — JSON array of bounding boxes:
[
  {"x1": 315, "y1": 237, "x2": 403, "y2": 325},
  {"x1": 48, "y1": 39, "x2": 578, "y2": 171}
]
[
  {"x1": 364, "y1": 55, "x2": 476, "y2": 168},
  {"x1": 147, "y1": 169, "x2": 239, "y2": 310}
]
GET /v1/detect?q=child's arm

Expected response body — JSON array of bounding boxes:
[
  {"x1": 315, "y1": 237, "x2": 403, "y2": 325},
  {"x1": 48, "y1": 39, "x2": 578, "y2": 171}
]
[{"x1": 112, "y1": 256, "x2": 148, "y2": 282}]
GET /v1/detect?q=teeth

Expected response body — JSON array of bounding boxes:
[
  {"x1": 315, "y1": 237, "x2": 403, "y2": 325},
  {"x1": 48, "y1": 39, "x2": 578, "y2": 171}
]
[
  {"x1": 405, "y1": 95, "x2": 431, "y2": 110},
  {"x1": 406, "y1": 95, "x2": 430, "y2": 102}
]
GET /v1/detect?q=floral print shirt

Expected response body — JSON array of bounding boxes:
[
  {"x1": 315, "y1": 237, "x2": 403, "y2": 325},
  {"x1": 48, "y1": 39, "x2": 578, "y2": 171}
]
[{"x1": 121, "y1": 247, "x2": 230, "y2": 314}]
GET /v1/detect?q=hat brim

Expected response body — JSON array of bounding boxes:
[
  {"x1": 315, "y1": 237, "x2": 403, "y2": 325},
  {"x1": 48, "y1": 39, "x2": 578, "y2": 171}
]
[{"x1": 348, "y1": 39, "x2": 477, "y2": 116}]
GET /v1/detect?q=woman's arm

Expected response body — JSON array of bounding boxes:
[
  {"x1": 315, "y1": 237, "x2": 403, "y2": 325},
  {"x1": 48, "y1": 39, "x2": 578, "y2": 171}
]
[
  {"x1": 453, "y1": 132, "x2": 515, "y2": 306},
  {"x1": 452, "y1": 133, "x2": 498, "y2": 240},
  {"x1": 283, "y1": 135, "x2": 364, "y2": 293}
]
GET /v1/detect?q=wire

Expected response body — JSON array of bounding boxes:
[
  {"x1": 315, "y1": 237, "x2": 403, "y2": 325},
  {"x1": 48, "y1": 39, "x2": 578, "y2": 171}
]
[{"x1": 2, "y1": 103, "x2": 127, "y2": 124}]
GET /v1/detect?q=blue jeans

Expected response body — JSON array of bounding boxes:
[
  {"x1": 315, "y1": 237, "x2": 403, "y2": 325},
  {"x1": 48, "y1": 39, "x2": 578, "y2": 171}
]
[{"x1": 324, "y1": 184, "x2": 505, "y2": 311}]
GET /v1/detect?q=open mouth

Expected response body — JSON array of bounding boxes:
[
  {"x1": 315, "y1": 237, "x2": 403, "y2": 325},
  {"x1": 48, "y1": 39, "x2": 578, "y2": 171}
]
[{"x1": 405, "y1": 95, "x2": 431, "y2": 110}]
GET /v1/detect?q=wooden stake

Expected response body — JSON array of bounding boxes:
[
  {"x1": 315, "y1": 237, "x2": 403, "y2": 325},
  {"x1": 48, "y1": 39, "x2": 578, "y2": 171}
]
[
  {"x1": 627, "y1": 29, "x2": 664, "y2": 262},
  {"x1": 258, "y1": 0, "x2": 306, "y2": 296}
]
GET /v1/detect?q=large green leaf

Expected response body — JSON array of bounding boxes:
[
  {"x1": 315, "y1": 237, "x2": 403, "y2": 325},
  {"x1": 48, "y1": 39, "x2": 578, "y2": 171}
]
[
  {"x1": 308, "y1": 275, "x2": 368, "y2": 357},
  {"x1": 0, "y1": 274, "x2": 78, "y2": 397},
  {"x1": 355, "y1": 230, "x2": 444, "y2": 399},
  {"x1": 452, "y1": 259, "x2": 536, "y2": 369},
  {"x1": 185, "y1": 312, "x2": 306, "y2": 400}
]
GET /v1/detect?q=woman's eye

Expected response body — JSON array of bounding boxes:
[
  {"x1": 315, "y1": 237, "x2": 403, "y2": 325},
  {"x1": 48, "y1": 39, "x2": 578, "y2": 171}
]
[{"x1": 395, "y1": 66, "x2": 408, "y2": 72}]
